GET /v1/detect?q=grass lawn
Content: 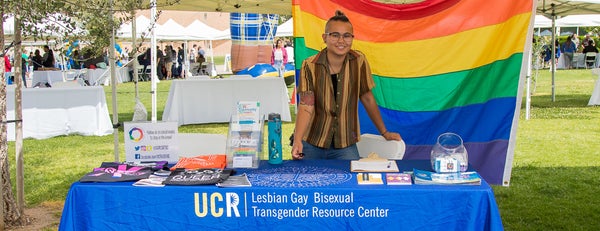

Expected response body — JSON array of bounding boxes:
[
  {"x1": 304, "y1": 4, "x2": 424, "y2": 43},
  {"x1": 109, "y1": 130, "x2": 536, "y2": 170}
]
[{"x1": 5, "y1": 68, "x2": 600, "y2": 230}]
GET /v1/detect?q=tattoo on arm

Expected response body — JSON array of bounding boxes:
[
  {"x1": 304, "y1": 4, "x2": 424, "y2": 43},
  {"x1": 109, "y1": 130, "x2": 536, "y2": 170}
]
[{"x1": 299, "y1": 91, "x2": 315, "y2": 106}]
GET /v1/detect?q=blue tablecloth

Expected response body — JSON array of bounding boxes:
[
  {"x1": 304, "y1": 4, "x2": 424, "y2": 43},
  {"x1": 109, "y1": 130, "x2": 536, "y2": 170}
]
[{"x1": 59, "y1": 160, "x2": 503, "y2": 231}]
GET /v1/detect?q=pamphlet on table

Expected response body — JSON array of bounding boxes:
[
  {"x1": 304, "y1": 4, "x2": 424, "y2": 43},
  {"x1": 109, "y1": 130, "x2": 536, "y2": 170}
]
[
  {"x1": 413, "y1": 168, "x2": 481, "y2": 185},
  {"x1": 385, "y1": 173, "x2": 413, "y2": 185},
  {"x1": 356, "y1": 173, "x2": 384, "y2": 185}
]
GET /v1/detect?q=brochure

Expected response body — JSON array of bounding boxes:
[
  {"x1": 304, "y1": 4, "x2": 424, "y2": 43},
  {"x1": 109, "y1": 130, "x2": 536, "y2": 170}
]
[
  {"x1": 386, "y1": 173, "x2": 412, "y2": 185},
  {"x1": 413, "y1": 168, "x2": 481, "y2": 185},
  {"x1": 356, "y1": 173, "x2": 384, "y2": 185},
  {"x1": 216, "y1": 173, "x2": 252, "y2": 187}
]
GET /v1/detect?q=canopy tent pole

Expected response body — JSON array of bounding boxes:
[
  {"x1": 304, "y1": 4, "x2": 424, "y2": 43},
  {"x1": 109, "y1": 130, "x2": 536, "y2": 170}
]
[
  {"x1": 551, "y1": 3, "x2": 556, "y2": 102},
  {"x1": 526, "y1": 46, "x2": 532, "y2": 120},
  {"x1": 132, "y1": 10, "x2": 139, "y2": 99},
  {"x1": 209, "y1": 40, "x2": 216, "y2": 76},
  {"x1": 110, "y1": 0, "x2": 120, "y2": 162},
  {"x1": 151, "y1": 0, "x2": 158, "y2": 122}
]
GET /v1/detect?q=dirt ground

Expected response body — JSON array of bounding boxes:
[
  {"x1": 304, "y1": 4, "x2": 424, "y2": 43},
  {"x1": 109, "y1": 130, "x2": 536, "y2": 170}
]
[{"x1": 5, "y1": 202, "x2": 62, "y2": 231}]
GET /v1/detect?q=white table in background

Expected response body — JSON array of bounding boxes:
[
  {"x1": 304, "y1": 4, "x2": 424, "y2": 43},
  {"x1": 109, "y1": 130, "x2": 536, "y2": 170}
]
[
  {"x1": 85, "y1": 67, "x2": 130, "y2": 85},
  {"x1": 162, "y1": 77, "x2": 291, "y2": 125},
  {"x1": 6, "y1": 86, "x2": 113, "y2": 141},
  {"x1": 557, "y1": 53, "x2": 600, "y2": 69},
  {"x1": 31, "y1": 70, "x2": 80, "y2": 87}
]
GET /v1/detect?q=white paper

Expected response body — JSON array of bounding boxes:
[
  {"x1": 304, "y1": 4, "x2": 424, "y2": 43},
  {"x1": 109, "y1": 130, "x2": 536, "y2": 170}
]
[{"x1": 351, "y1": 161, "x2": 399, "y2": 172}]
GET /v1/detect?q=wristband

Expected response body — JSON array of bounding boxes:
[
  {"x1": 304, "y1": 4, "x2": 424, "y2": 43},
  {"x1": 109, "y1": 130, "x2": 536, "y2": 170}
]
[{"x1": 381, "y1": 131, "x2": 388, "y2": 136}]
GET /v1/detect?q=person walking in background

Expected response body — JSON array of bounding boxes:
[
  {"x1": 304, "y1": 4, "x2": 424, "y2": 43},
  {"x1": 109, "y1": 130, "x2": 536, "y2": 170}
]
[
  {"x1": 291, "y1": 10, "x2": 401, "y2": 160},
  {"x1": 271, "y1": 38, "x2": 288, "y2": 78},
  {"x1": 561, "y1": 35, "x2": 577, "y2": 69}
]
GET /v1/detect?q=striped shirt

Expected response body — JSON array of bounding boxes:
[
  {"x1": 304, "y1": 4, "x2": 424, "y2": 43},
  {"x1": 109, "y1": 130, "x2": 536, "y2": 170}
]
[{"x1": 299, "y1": 48, "x2": 375, "y2": 149}]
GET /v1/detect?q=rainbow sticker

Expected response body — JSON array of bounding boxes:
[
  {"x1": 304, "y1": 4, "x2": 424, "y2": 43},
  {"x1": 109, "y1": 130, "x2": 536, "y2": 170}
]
[{"x1": 129, "y1": 127, "x2": 144, "y2": 142}]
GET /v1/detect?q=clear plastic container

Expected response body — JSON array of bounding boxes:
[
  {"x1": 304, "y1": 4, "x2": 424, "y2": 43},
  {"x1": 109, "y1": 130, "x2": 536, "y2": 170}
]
[{"x1": 430, "y1": 132, "x2": 468, "y2": 173}]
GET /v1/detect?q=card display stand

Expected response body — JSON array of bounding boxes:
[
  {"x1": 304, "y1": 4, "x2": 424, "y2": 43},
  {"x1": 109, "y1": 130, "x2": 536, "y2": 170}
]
[{"x1": 226, "y1": 101, "x2": 264, "y2": 168}]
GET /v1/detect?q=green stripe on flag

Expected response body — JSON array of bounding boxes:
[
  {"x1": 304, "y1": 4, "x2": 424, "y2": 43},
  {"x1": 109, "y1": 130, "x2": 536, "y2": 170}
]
[{"x1": 372, "y1": 53, "x2": 523, "y2": 112}]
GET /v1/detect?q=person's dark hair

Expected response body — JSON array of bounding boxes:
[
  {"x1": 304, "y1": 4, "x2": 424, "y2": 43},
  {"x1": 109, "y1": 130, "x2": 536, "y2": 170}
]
[{"x1": 325, "y1": 10, "x2": 351, "y2": 32}]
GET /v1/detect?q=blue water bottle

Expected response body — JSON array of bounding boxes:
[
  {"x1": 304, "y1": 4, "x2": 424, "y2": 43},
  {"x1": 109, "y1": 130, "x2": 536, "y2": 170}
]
[{"x1": 268, "y1": 113, "x2": 283, "y2": 164}]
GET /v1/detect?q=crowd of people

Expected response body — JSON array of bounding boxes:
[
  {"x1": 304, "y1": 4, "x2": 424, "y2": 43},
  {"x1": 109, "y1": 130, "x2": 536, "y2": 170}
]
[
  {"x1": 137, "y1": 43, "x2": 190, "y2": 80},
  {"x1": 541, "y1": 33, "x2": 599, "y2": 69},
  {"x1": 3, "y1": 44, "x2": 58, "y2": 87}
]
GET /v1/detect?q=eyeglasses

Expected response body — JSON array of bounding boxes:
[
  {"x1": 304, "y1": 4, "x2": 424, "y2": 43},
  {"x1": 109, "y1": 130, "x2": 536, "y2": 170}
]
[{"x1": 324, "y1": 32, "x2": 354, "y2": 42}]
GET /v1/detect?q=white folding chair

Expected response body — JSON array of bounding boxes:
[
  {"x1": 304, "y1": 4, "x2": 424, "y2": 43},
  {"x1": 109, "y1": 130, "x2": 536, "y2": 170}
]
[
  {"x1": 356, "y1": 133, "x2": 406, "y2": 160},
  {"x1": 585, "y1": 52, "x2": 597, "y2": 68},
  {"x1": 177, "y1": 133, "x2": 227, "y2": 157}
]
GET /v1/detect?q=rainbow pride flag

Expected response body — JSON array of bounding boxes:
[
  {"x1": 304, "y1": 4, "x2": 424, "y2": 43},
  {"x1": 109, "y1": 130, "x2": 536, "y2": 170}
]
[{"x1": 292, "y1": 0, "x2": 534, "y2": 185}]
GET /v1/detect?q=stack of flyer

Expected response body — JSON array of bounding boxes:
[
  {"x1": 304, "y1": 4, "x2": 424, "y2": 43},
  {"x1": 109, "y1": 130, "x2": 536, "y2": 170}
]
[
  {"x1": 413, "y1": 168, "x2": 481, "y2": 185},
  {"x1": 227, "y1": 101, "x2": 263, "y2": 168}
]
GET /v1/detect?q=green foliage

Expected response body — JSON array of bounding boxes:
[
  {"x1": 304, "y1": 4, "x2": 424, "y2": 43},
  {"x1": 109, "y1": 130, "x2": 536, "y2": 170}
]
[
  {"x1": 5, "y1": 68, "x2": 600, "y2": 229},
  {"x1": 1, "y1": 0, "x2": 181, "y2": 59}
]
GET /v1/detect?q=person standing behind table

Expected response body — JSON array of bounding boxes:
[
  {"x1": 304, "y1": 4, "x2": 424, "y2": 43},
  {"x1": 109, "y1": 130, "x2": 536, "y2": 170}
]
[
  {"x1": 572, "y1": 33, "x2": 580, "y2": 49},
  {"x1": 41, "y1": 45, "x2": 55, "y2": 69},
  {"x1": 177, "y1": 44, "x2": 185, "y2": 78},
  {"x1": 163, "y1": 45, "x2": 173, "y2": 80},
  {"x1": 4, "y1": 54, "x2": 11, "y2": 84},
  {"x1": 189, "y1": 44, "x2": 197, "y2": 63},
  {"x1": 561, "y1": 35, "x2": 577, "y2": 69},
  {"x1": 198, "y1": 45, "x2": 205, "y2": 58},
  {"x1": 169, "y1": 45, "x2": 177, "y2": 78},
  {"x1": 20, "y1": 52, "x2": 29, "y2": 87},
  {"x1": 139, "y1": 48, "x2": 151, "y2": 74},
  {"x1": 291, "y1": 10, "x2": 402, "y2": 160},
  {"x1": 156, "y1": 46, "x2": 165, "y2": 79},
  {"x1": 583, "y1": 34, "x2": 594, "y2": 47},
  {"x1": 31, "y1": 49, "x2": 43, "y2": 71},
  {"x1": 271, "y1": 39, "x2": 288, "y2": 78},
  {"x1": 27, "y1": 51, "x2": 33, "y2": 79}
]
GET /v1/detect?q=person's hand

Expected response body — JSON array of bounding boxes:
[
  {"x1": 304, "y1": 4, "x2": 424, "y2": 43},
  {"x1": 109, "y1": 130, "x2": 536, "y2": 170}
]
[
  {"x1": 382, "y1": 131, "x2": 402, "y2": 141},
  {"x1": 291, "y1": 142, "x2": 304, "y2": 160}
]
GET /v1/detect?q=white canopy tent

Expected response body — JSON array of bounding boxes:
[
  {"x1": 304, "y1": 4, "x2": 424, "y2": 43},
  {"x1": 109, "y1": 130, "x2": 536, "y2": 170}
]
[
  {"x1": 116, "y1": 15, "x2": 152, "y2": 38},
  {"x1": 275, "y1": 18, "x2": 292, "y2": 37},
  {"x1": 184, "y1": 20, "x2": 230, "y2": 40},
  {"x1": 156, "y1": 19, "x2": 191, "y2": 40},
  {"x1": 556, "y1": 14, "x2": 600, "y2": 26},
  {"x1": 535, "y1": 14, "x2": 553, "y2": 28},
  {"x1": 118, "y1": 15, "x2": 230, "y2": 40},
  {"x1": 183, "y1": 20, "x2": 231, "y2": 70}
]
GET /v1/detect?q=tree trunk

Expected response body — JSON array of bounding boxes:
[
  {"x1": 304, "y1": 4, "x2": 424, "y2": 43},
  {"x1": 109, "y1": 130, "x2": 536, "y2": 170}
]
[
  {"x1": 0, "y1": 157, "x2": 23, "y2": 227},
  {"x1": 0, "y1": 12, "x2": 25, "y2": 227},
  {"x1": 15, "y1": 14, "x2": 26, "y2": 216}
]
